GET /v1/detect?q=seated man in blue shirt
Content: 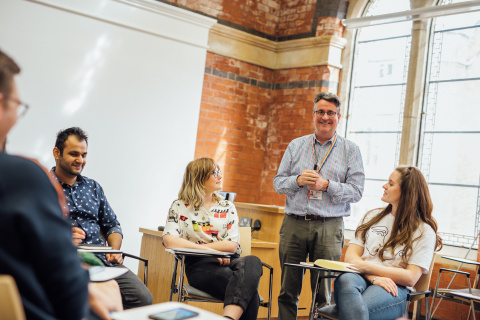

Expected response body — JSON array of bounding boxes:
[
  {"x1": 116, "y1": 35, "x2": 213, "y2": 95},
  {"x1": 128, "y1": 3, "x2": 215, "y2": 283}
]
[{"x1": 51, "y1": 126, "x2": 153, "y2": 309}]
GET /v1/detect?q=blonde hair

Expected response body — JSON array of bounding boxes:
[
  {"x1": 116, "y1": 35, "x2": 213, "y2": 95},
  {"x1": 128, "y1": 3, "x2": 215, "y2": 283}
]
[
  {"x1": 355, "y1": 166, "x2": 442, "y2": 264},
  {"x1": 178, "y1": 158, "x2": 222, "y2": 210}
]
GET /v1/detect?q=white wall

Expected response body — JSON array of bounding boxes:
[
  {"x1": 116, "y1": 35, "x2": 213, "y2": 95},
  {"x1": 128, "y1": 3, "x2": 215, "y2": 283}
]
[{"x1": 0, "y1": 0, "x2": 216, "y2": 271}]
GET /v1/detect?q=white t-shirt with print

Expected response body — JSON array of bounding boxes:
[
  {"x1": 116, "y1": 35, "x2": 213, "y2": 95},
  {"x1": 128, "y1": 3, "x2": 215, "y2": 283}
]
[
  {"x1": 349, "y1": 208, "x2": 436, "y2": 274},
  {"x1": 163, "y1": 198, "x2": 241, "y2": 255}
]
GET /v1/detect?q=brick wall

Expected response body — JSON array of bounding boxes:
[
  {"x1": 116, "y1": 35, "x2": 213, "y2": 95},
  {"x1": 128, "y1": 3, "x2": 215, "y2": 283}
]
[
  {"x1": 195, "y1": 53, "x2": 274, "y2": 203},
  {"x1": 157, "y1": 0, "x2": 281, "y2": 36},
  {"x1": 316, "y1": 17, "x2": 344, "y2": 37},
  {"x1": 277, "y1": 0, "x2": 316, "y2": 36},
  {"x1": 156, "y1": 0, "x2": 348, "y2": 39},
  {"x1": 195, "y1": 53, "x2": 340, "y2": 204}
]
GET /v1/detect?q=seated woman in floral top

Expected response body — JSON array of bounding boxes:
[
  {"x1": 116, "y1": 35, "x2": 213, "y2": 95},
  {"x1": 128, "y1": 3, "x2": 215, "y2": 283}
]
[{"x1": 163, "y1": 158, "x2": 262, "y2": 320}]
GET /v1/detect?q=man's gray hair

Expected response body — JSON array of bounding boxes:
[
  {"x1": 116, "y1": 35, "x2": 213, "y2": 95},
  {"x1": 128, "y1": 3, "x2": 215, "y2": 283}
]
[{"x1": 313, "y1": 91, "x2": 341, "y2": 113}]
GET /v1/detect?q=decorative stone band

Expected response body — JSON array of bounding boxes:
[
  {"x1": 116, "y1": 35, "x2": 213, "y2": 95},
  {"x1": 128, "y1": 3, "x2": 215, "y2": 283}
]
[
  {"x1": 208, "y1": 24, "x2": 347, "y2": 70},
  {"x1": 204, "y1": 66, "x2": 338, "y2": 92}
]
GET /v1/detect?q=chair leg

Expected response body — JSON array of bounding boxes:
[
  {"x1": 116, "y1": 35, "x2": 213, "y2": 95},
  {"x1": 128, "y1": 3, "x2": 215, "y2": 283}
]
[
  {"x1": 169, "y1": 258, "x2": 178, "y2": 302},
  {"x1": 310, "y1": 272, "x2": 322, "y2": 320},
  {"x1": 415, "y1": 300, "x2": 422, "y2": 320},
  {"x1": 268, "y1": 267, "x2": 273, "y2": 320},
  {"x1": 144, "y1": 263, "x2": 148, "y2": 286},
  {"x1": 404, "y1": 300, "x2": 411, "y2": 319},
  {"x1": 468, "y1": 300, "x2": 476, "y2": 320},
  {"x1": 430, "y1": 270, "x2": 443, "y2": 318},
  {"x1": 425, "y1": 296, "x2": 430, "y2": 320},
  {"x1": 177, "y1": 255, "x2": 186, "y2": 302}
]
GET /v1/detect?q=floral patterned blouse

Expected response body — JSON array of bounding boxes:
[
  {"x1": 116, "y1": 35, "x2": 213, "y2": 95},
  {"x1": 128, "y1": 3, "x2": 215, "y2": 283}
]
[{"x1": 163, "y1": 198, "x2": 241, "y2": 255}]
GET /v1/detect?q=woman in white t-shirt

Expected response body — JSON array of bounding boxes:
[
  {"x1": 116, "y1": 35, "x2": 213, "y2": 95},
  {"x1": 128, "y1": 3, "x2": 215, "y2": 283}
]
[
  {"x1": 334, "y1": 166, "x2": 442, "y2": 320},
  {"x1": 163, "y1": 158, "x2": 263, "y2": 320}
]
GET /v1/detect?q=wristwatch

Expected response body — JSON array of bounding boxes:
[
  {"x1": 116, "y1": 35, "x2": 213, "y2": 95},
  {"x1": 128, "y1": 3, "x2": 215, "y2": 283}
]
[{"x1": 325, "y1": 180, "x2": 330, "y2": 191}]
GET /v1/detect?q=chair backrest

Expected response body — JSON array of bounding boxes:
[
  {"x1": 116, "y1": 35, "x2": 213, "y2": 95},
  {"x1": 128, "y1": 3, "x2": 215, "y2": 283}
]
[
  {"x1": 0, "y1": 275, "x2": 26, "y2": 320},
  {"x1": 239, "y1": 227, "x2": 251, "y2": 257},
  {"x1": 218, "y1": 191, "x2": 237, "y2": 202},
  {"x1": 411, "y1": 253, "x2": 437, "y2": 302}
]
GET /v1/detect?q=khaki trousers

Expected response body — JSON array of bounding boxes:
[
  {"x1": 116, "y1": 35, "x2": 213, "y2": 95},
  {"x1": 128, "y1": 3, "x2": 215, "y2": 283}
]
[{"x1": 278, "y1": 214, "x2": 344, "y2": 320}]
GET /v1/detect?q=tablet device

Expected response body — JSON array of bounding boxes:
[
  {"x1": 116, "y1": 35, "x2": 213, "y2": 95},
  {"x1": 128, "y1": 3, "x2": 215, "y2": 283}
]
[{"x1": 148, "y1": 308, "x2": 199, "y2": 320}]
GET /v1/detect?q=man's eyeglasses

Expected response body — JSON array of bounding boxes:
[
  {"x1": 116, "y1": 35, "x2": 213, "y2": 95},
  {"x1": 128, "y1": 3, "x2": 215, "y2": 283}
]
[
  {"x1": 314, "y1": 109, "x2": 337, "y2": 118},
  {"x1": 7, "y1": 98, "x2": 29, "y2": 118},
  {"x1": 212, "y1": 169, "x2": 222, "y2": 178}
]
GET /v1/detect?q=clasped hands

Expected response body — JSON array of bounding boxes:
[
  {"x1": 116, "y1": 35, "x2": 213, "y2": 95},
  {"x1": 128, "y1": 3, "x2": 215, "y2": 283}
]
[
  {"x1": 348, "y1": 259, "x2": 399, "y2": 297},
  {"x1": 297, "y1": 170, "x2": 328, "y2": 191},
  {"x1": 218, "y1": 257, "x2": 230, "y2": 266}
]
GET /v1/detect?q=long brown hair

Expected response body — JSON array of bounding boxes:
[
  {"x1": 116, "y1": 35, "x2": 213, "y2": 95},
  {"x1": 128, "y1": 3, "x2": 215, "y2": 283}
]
[
  {"x1": 178, "y1": 158, "x2": 222, "y2": 210},
  {"x1": 355, "y1": 166, "x2": 442, "y2": 264}
]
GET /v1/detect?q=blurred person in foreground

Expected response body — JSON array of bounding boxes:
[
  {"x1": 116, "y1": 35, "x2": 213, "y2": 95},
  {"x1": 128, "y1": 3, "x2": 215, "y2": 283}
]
[{"x1": 0, "y1": 48, "x2": 122, "y2": 319}]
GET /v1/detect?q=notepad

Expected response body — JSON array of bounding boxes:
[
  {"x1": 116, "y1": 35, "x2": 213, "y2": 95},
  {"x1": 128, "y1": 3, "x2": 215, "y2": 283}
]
[
  {"x1": 313, "y1": 259, "x2": 359, "y2": 273},
  {"x1": 89, "y1": 266, "x2": 129, "y2": 282},
  {"x1": 169, "y1": 248, "x2": 233, "y2": 256},
  {"x1": 78, "y1": 244, "x2": 113, "y2": 250}
]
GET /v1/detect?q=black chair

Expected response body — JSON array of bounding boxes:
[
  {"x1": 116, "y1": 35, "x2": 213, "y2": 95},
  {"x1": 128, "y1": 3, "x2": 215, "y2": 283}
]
[
  {"x1": 122, "y1": 253, "x2": 148, "y2": 286},
  {"x1": 218, "y1": 191, "x2": 237, "y2": 202},
  {"x1": 431, "y1": 256, "x2": 480, "y2": 320},
  {"x1": 167, "y1": 228, "x2": 273, "y2": 320}
]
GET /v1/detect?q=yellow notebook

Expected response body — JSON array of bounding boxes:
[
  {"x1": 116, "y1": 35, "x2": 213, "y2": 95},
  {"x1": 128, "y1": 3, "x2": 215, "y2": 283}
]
[{"x1": 313, "y1": 259, "x2": 359, "y2": 273}]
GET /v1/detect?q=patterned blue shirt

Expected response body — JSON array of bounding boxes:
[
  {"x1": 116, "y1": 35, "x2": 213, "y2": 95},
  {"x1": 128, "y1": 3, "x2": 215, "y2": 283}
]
[
  {"x1": 273, "y1": 132, "x2": 365, "y2": 217},
  {"x1": 51, "y1": 167, "x2": 123, "y2": 266}
]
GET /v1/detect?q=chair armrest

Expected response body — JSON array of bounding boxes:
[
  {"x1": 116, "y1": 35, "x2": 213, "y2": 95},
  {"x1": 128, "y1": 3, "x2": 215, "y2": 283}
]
[
  {"x1": 122, "y1": 253, "x2": 148, "y2": 286},
  {"x1": 408, "y1": 290, "x2": 431, "y2": 298},
  {"x1": 122, "y1": 253, "x2": 148, "y2": 265},
  {"x1": 439, "y1": 268, "x2": 470, "y2": 278},
  {"x1": 261, "y1": 262, "x2": 273, "y2": 270},
  {"x1": 441, "y1": 256, "x2": 480, "y2": 266}
]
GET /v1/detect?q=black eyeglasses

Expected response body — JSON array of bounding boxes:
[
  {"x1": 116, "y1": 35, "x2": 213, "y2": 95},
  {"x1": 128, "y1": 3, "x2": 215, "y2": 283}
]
[
  {"x1": 7, "y1": 98, "x2": 29, "y2": 118},
  {"x1": 212, "y1": 169, "x2": 222, "y2": 178},
  {"x1": 314, "y1": 109, "x2": 337, "y2": 118}
]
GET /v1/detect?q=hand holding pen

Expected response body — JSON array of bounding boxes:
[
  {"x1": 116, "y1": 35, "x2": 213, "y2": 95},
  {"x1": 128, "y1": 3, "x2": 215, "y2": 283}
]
[{"x1": 70, "y1": 220, "x2": 86, "y2": 246}]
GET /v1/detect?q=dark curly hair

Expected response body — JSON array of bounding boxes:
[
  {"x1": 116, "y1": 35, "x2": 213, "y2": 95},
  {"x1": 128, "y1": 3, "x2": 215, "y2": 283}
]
[{"x1": 55, "y1": 127, "x2": 88, "y2": 155}]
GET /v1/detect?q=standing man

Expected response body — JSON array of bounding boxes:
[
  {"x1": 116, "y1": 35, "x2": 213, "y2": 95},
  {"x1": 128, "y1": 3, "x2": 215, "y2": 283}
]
[
  {"x1": 51, "y1": 127, "x2": 153, "y2": 309},
  {"x1": 274, "y1": 91, "x2": 365, "y2": 319}
]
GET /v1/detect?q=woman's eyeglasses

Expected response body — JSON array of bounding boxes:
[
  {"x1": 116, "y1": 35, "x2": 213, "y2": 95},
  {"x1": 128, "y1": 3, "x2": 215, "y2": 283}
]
[{"x1": 212, "y1": 169, "x2": 222, "y2": 178}]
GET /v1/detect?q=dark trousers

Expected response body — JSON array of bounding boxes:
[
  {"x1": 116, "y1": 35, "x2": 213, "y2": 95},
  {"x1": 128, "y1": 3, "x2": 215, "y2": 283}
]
[
  {"x1": 185, "y1": 255, "x2": 263, "y2": 320},
  {"x1": 278, "y1": 214, "x2": 344, "y2": 320},
  {"x1": 112, "y1": 265, "x2": 153, "y2": 309}
]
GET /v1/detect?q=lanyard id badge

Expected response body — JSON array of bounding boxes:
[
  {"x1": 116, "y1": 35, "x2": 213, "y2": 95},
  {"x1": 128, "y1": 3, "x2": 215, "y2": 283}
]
[
  {"x1": 307, "y1": 133, "x2": 337, "y2": 200},
  {"x1": 308, "y1": 189, "x2": 323, "y2": 200}
]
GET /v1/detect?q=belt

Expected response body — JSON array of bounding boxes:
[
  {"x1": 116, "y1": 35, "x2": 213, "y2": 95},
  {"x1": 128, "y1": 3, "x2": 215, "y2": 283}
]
[{"x1": 288, "y1": 214, "x2": 331, "y2": 222}]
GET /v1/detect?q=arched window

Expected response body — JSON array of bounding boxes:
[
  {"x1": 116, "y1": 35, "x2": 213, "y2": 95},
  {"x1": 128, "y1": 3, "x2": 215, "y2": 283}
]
[
  {"x1": 344, "y1": 0, "x2": 412, "y2": 230},
  {"x1": 419, "y1": 0, "x2": 480, "y2": 246},
  {"x1": 344, "y1": 0, "x2": 480, "y2": 247}
]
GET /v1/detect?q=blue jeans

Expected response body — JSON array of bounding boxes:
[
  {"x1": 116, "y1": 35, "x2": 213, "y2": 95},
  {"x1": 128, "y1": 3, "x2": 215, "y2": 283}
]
[{"x1": 334, "y1": 273, "x2": 408, "y2": 320}]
